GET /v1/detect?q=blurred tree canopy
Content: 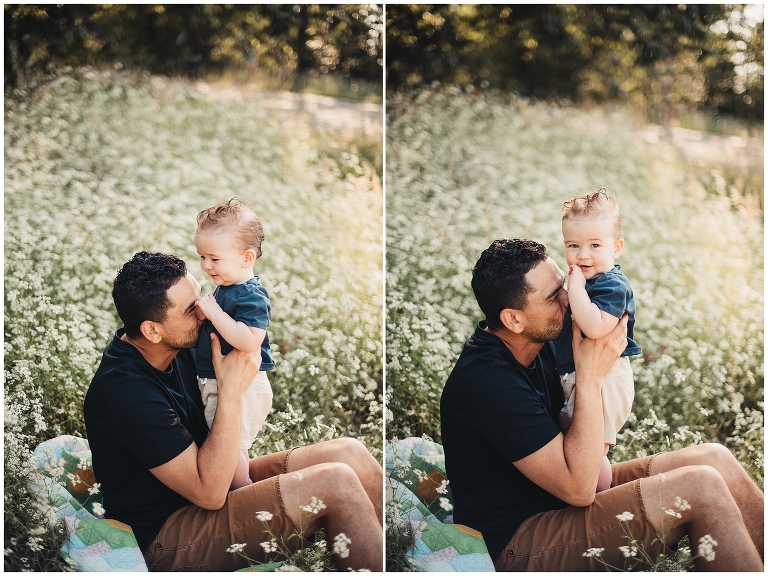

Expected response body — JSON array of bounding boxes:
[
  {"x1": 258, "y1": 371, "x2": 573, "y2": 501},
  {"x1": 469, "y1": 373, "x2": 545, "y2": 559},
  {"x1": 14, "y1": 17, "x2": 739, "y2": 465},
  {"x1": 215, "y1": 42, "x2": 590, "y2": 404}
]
[
  {"x1": 5, "y1": 4, "x2": 382, "y2": 87},
  {"x1": 387, "y1": 4, "x2": 763, "y2": 121}
]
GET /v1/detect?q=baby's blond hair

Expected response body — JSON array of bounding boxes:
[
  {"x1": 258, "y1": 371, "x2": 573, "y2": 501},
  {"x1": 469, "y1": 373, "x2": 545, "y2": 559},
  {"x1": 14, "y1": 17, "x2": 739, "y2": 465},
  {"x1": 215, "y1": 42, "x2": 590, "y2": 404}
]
[
  {"x1": 561, "y1": 188, "x2": 622, "y2": 238},
  {"x1": 196, "y1": 198, "x2": 264, "y2": 259}
]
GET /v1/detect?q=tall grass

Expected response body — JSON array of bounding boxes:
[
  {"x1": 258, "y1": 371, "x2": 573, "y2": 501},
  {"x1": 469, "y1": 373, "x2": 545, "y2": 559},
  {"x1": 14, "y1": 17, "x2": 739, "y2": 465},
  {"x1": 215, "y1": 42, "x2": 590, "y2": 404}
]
[
  {"x1": 4, "y1": 68, "x2": 382, "y2": 570},
  {"x1": 386, "y1": 86, "x2": 762, "y2": 477}
]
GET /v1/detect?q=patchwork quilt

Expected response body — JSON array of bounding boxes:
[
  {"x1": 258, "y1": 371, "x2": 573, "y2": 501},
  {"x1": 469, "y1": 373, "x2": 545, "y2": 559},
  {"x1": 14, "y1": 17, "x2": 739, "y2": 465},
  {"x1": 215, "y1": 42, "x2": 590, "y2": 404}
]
[
  {"x1": 386, "y1": 437, "x2": 495, "y2": 571},
  {"x1": 30, "y1": 436, "x2": 288, "y2": 572},
  {"x1": 30, "y1": 435, "x2": 147, "y2": 571}
]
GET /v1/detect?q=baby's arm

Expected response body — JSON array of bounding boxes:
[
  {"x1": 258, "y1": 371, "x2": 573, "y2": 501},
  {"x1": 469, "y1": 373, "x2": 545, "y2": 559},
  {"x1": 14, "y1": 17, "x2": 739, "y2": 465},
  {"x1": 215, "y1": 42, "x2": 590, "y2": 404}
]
[
  {"x1": 196, "y1": 294, "x2": 266, "y2": 353},
  {"x1": 567, "y1": 265, "x2": 621, "y2": 339}
]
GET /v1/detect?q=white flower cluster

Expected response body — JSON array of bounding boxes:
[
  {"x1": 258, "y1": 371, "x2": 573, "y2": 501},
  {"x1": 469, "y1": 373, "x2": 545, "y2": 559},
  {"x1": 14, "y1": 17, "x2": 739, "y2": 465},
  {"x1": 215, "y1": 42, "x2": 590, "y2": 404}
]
[
  {"x1": 332, "y1": 532, "x2": 352, "y2": 559},
  {"x1": 300, "y1": 496, "x2": 327, "y2": 515},
  {"x1": 697, "y1": 534, "x2": 717, "y2": 562}
]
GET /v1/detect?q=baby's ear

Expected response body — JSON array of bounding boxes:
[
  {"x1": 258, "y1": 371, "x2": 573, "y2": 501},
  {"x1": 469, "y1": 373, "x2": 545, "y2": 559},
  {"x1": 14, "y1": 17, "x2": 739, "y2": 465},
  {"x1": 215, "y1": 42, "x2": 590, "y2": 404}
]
[
  {"x1": 613, "y1": 237, "x2": 625, "y2": 258},
  {"x1": 243, "y1": 248, "x2": 257, "y2": 266}
]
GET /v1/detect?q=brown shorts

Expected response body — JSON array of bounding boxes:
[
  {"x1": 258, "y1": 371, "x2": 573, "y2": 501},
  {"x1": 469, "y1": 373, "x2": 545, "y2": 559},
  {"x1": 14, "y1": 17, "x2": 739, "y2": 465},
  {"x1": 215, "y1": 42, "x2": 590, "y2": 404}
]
[
  {"x1": 494, "y1": 455, "x2": 663, "y2": 571},
  {"x1": 143, "y1": 448, "x2": 305, "y2": 571}
]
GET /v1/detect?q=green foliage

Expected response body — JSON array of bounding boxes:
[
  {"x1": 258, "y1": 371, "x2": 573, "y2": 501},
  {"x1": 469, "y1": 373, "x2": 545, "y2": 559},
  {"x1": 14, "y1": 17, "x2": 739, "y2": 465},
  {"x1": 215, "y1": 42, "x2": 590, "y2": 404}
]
[
  {"x1": 5, "y1": 70, "x2": 382, "y2": 570},
  {"x1": 5, "y1": 4, "x2": 382, "y2": 89},
  {"x1": 386, "y1": 4, "x2": 763, "y2": 121},
  {"x1": 386, "y1": 88, "x2": 763, "y2": 495}
]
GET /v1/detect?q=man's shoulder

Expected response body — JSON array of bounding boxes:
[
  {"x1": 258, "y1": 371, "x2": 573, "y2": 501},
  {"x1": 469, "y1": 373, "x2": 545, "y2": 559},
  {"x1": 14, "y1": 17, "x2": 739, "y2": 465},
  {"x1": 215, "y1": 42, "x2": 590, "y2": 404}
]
[
  {"x1": 86, "y1": 340, "x2": 193, "y2": 410},
  {"x1": 445, "y1": 337, "x2": 555, "y2": 398}
]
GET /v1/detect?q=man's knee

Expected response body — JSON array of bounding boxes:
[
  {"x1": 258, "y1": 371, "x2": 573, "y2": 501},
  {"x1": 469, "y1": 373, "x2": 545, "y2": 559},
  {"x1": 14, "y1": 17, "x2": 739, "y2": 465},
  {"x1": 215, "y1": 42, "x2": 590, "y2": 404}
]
[
  {"x1": 670, "y1": 464, "x2": 730, "y2": 503},
  {"x1": 698, "y1": 443, "x2": 738, "y2": 468},
  {"x1": 329, "y1": 437, "x2": 369, "y2": 457}
]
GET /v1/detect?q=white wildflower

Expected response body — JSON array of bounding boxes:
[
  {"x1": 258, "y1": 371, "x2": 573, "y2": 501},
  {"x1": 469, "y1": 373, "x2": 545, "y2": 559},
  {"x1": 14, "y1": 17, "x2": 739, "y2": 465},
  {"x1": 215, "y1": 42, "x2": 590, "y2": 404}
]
[
  {"x1": 333, "y1": 533, "x2": 352, "y2": 558},
  {"x1": 260, "y1": 539, "x2": 279, "y2": 554},
  {"x1": 674, "y1": 496, "x2": 691, "y2": 511},
  {"x1": 663, "y1": 508, "x2": 682, "y2": 518},
  {"x1": 619, "y1": 545, "x2": 638, "y2": 558},
  {"x1": 698, "y1": 535, "x2": 717, "y2": 561},
  {"x1": 300, "y1": 496, "x2": 327, "y2": 515},
  {"x1": 435, "y1": 479, "x2": 449, "y2": 495},
  {"x1": 91, "y1": 502, "x2": 105, "y2": 517},
  {"x1": 583, "y1": 547, "x2": 604, "y2": 558},
  {"x1": 88, "y1": 482, "x2": 101, "y2": 495},
  {"x1": 227, "y1": 543, "x2": 247, "y2": 554},
  {"x1": 256, "y1": 511, "x2": 274, "y2": 522},
  {"x1": 292, "y1": 472, "x2": 304, "y2": 481},
  {"x1": 615, "y1": 511, "x2": 634, "y2": 522},
  {"x1": 26, "y1": 537, "x2": 44, "y2": 552}
]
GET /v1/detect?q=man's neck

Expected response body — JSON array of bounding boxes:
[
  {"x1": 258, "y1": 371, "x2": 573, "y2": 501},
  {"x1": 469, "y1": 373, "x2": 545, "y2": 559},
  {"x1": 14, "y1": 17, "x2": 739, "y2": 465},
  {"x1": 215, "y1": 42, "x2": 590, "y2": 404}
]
[
  {"x1": 486, "y1": 325, "x2": 544, "y2": 368},
  {"x1": 120, "y1": 332, "x2": 178, "y2": 372}
]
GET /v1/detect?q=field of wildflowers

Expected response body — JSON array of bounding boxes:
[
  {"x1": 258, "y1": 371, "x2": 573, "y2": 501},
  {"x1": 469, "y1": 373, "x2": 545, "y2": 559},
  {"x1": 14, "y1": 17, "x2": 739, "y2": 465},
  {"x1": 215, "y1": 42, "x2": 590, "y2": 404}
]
[
  {"x1": 385, "y1": 87, "x2": 763, "y2": 567},
  {"x1": 4, "y1": 69, "x2": 382, "y2": 570}
]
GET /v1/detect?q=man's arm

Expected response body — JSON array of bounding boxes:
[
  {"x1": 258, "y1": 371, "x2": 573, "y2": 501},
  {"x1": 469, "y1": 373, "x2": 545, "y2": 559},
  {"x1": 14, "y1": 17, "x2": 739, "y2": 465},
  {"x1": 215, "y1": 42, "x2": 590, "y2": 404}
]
[
  {"x1": 513, "y1": 315, "x2": 628, "y2": 506},
  {"x1": 148, "y1": 333, "x2": 260, "y2": 509}
]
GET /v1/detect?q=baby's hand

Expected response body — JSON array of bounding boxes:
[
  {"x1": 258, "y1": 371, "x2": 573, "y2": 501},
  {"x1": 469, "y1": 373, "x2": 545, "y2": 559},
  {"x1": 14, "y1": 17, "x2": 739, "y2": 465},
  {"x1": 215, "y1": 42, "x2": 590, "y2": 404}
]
[
  {"x1": 195, "y1": 294, "x2": 224, "y2": 321},
  {"x1": 567, "y1": 264, "x2": 587, "y2": 292}
]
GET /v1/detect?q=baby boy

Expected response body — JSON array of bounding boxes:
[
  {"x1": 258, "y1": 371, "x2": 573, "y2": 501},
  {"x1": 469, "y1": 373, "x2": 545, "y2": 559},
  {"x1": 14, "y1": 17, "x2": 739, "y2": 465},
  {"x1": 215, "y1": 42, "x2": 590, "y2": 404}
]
[
  {"x1": 556, "y1": 189, "x2": 641, "y2": 492},
  {"x1": 194, "y1": 198, "x2": 275, "y2": 490}
]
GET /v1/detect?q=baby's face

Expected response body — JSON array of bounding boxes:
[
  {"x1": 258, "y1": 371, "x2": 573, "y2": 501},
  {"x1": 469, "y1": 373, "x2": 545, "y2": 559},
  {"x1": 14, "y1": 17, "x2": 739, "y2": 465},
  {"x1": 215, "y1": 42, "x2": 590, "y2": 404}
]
[
  {"x1": 194, "y1": 230, "x2": 251, "y2": 286},
  {"x1": 562, "y1": 216, "x2": 623, "y2": 281}
]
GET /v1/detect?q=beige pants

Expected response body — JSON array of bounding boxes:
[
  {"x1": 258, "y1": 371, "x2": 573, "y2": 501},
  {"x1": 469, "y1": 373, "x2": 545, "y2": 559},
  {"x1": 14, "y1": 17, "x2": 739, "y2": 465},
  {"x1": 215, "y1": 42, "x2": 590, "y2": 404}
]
[
  {"x1": 198, "y1": 371, "x2": 273, "y2": 450},
  {"x1": 560, "y1": 356, "x2": 634, "y2": 445}
]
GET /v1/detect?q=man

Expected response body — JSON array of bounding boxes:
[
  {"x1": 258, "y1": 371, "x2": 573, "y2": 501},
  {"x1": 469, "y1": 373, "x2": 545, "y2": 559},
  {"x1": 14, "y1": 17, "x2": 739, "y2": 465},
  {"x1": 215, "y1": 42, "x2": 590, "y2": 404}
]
[
  {"x1": 84, "y1": 252, "x2": 383, "y2": 571},
  {"x1": 440, "y1": 239, "x2": 763, "y2": 571}
]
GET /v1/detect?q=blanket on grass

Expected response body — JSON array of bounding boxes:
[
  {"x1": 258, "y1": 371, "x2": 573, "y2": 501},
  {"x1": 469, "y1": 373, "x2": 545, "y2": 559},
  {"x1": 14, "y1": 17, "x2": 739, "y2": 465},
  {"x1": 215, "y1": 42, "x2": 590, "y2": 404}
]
[
  {"x1": 30, "y1": 435, "x2": 147, "y2": 571},
  {"x1": 386, "y1": 437, "x2": 495, "y2": 572},
  {"x1": 30, "y1": 435, "x2": 282, "y2": 572}
]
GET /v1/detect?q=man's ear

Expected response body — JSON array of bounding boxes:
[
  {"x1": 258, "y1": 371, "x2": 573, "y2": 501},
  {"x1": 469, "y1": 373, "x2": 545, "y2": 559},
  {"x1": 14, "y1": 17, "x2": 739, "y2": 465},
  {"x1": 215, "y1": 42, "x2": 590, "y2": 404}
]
[
  {"x1": 243, "y1": 249, "x2": 257, "y2": 267},
  {"x1": 139, "y1": 320, "x2": 162, "y2": 344},
  {"x1": 499, "y1": 308, "x2": 525, "y2": 334},
  {"x1": 613, "y1": 237, "x2": 625, "y2": 259}
]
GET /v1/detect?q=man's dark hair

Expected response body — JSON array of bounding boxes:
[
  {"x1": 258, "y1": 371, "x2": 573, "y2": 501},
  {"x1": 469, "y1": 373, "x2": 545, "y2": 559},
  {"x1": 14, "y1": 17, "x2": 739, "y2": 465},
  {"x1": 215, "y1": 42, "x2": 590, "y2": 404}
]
[
  {"x1": 112, "y1": 252, "x2": 188, "y2": 339},
  {"x1": 471, "y1": 239, "x2": 548, "y2": 331}
]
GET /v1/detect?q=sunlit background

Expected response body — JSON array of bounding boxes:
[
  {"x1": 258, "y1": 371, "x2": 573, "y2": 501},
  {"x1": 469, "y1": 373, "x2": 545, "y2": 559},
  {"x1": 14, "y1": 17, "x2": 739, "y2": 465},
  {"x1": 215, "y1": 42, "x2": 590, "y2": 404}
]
[{"x1": 385, "y1": 5, "x2": 763, "y2": 571}]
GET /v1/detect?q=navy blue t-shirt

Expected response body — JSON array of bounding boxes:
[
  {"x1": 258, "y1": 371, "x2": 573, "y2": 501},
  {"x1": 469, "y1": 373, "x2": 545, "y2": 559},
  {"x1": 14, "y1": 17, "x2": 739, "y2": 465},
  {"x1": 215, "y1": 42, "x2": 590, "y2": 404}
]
[
  {"x1": 195, "y1": 276, "x2": 274, "y2": 378},
  {"x1": 556, "y1": 265, "x2": 641, "y2": 375},
  {"x1": 83, "y1": 330, "x2": 210, "y2": 553},
  {"x1": 440, "y1": 323, "x2": 568, "y2": 563}
]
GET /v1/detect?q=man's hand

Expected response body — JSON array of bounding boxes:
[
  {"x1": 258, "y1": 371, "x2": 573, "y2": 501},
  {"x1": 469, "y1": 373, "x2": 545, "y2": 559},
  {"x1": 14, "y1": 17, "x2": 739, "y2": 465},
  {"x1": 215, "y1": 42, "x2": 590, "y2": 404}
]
[
  {"x1": 148, "y1": 333, "x2": 260, "y2": 510},
  {"x1": 571, "y1": 313, "x2": 628, "y2": 387},
  {"x1": 512, "y1": 314, "x2": 628, "y2": 507},
  {"x1": 195, "y1": 293, "x2": 224, "y2": 321},
  {"x1": 210, "y1": 332, "x2": 260, "y2": 400}
]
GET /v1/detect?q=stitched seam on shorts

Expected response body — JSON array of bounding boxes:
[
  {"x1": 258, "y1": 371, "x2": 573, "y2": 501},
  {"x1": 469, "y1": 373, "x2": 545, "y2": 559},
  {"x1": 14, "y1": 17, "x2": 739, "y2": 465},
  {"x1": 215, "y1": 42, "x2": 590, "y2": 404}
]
[
  {"x1": 276, "y1": 475, "x2": 302, "y2": 535},
  {"x1": 645, "y1": 453, "x2": 659, "y2": 477},
  {"x1": 284, "y1": 447, "x2": 298, "y2": 473},
  {"x1": 636, "y1": 475, "x2": 658, "y2": 537}
]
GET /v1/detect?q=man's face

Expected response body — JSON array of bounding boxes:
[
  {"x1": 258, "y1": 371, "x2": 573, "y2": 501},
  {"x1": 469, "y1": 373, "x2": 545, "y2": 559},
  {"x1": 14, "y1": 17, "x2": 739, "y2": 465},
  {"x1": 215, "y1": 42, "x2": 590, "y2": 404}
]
[
  {"x1": 157, "y1": 272, "x2": 205, "y2": 350},
  {"x1": 520, "y1": 257, "x2": 568, "y2": 343}
]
